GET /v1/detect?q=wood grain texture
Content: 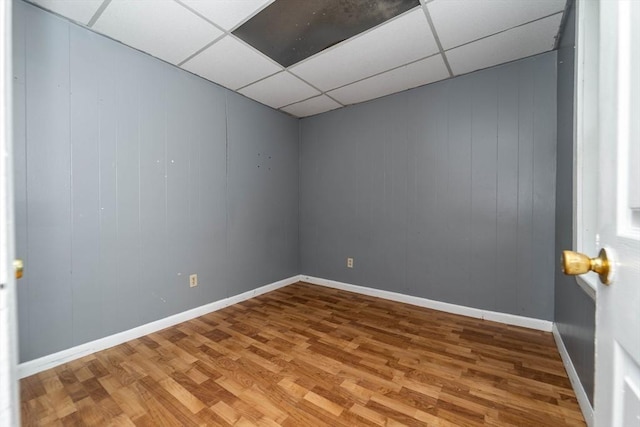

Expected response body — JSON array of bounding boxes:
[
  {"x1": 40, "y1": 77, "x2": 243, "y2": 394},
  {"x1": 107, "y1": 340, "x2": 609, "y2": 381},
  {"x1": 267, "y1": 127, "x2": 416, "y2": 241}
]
[{"x1": 21, "y1": 282, "x2": 585, "y2": 426}]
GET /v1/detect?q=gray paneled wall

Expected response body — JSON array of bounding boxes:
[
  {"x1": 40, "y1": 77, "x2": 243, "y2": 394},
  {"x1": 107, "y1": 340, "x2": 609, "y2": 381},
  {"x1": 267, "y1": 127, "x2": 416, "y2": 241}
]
[
  {"x1": 300, "y1": 52, "x2": 557, "y2": 320},
  {"x1": 554, "y1": 2, "x2": 595, "y2": 405},
  {"x1": 13, "y1": 1, "x2": 299, "y2": 362},
  {"x1": 13, "y1": 0, "x2": 564, "y2": 365},
  {"x1": 226, "y1": 95, "x2": 300, "y2": 294}
]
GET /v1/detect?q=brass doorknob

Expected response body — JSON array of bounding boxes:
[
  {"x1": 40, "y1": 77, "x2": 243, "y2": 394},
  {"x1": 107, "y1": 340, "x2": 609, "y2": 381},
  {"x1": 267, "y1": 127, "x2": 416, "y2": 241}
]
[
  {"x1": 13, "y1": 259, "x2": 23, "y2": 279},
  {"x1": 562, "y1": 248, "x2": 612, "y2": 285}
]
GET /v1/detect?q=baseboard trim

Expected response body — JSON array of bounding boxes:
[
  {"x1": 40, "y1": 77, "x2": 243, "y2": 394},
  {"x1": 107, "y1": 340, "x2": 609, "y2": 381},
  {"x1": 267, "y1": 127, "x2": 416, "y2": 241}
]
[
  {"x1": 18, "y1": 275, "x2": 303, "y2": 379},
  {"x1": 552, "y1": 324, "x2": 594, "y2": 426},
  {"x1": 19, "y1": 274, "x2": 556, "y2": 378},
  {"x1": 20, "y1": 272, "x2": 591, "y2": 427},
  {"x1": 301, "y1": 275, "x2": 553, "y2": 332}
]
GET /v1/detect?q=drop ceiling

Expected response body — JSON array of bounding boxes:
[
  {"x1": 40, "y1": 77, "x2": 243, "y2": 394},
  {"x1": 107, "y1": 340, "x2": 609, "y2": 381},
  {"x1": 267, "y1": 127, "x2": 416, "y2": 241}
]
[{"x1": 26, "y1": 0, "x2": 568, "y2": 118}]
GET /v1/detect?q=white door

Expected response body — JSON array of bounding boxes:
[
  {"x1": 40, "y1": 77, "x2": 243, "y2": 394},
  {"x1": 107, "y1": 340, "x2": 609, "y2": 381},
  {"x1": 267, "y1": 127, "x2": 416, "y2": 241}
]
[
  {"x1": 578, "y1": 0, "x2": 640, "y2": 425},
  {"x1": 0, "y1": 0, "x2": 20, "y2": 425}
]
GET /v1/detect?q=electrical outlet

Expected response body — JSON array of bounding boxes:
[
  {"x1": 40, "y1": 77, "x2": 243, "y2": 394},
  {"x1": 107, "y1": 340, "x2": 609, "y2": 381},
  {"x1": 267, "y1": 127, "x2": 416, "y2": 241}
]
[
  {"x1": 347, "y1": 257, "x2": 354, "y2": 268},
  {"x1": 189, "y1": 274, "x2": 198, "y2": 288}
]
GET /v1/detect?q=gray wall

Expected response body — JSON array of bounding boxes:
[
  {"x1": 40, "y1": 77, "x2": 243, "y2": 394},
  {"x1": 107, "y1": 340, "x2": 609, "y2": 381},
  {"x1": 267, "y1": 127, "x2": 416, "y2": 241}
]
[
  {"x1": 12, "y1": 0, "x2": 572, "y2": 366},
  {"x1": 13, "y1": 1, "x2": 299, "y2": 362},
  {"x1": 554, "y1": 2, "x2": 595, "y2": 405},
  {"x1": 300, "y1": 52, "x2": 557, "y2": 321}
]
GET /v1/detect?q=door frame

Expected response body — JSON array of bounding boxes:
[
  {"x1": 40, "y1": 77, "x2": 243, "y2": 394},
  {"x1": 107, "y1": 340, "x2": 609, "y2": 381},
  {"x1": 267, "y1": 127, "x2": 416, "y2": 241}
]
[
  {"x1": 0, "y1": 0, "x2": 20, "y2": 424},
  {"x1": 573, "y1": 0, "x2": 599, "y2": 300}
]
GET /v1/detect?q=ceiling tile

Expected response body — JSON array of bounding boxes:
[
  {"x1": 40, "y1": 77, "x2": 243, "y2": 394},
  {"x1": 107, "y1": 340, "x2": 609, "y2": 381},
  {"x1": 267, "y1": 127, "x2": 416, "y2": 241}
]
[
  {"x1": 28, "y1": 0, "x2": 104, "y2": 25},
  {"x1": 428, "y1": 0, "x2": 566, "y2": 50},
  {"x1": 181, "y1": 36, "x2": 281, "y2": 90},
  {"x1": 281, "y1": 95, "x2": 342, "y2": 118},
  {"x1": 238, "y1": 72, "x2": 320, "y2": 109},
  {"x1": 179, "y1": 0, "x2": 273, "y2": 31},
  {"x1": 289, "y1": 8, "x2": 438, "y2": 91},
  {"x1": 446, "y1": 13, "x2": 563, "y2": 76},
  {"x1": 232, "y1": 0, "x2": 421, "y2": 67},
  {"x1": 328, "y1": 55, "x2": 449, "y2": 105},
  {"x1": 92, "y1": 0, "x2": 222, "y2": 65}
]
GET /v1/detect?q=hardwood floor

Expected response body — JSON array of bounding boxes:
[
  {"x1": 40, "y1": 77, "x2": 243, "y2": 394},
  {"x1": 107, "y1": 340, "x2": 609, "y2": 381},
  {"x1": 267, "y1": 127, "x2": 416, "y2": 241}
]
[{"x1": 20, "y1": 282, "x2": 585, "y2": 426}]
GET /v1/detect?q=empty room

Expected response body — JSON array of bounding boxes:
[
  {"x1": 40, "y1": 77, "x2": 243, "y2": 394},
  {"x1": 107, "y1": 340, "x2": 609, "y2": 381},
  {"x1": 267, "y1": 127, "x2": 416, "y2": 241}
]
[{"x1": 1, "y1": 0, "x2": 639, "y2": 426}]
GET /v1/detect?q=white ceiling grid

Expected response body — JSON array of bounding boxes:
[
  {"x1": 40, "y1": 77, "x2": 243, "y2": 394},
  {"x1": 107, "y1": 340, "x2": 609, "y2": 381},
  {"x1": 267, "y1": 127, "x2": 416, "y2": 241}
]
[
  {"x1": 28, "y1": 0, "x2": 567, "y2": 118},
  {"x1": 92, "y1": 0, "x2": 223, "y2": 65},
  {"x1": 327, "y1": 54, "x2": 450, "y2": 105},
  {"x1": 238, "y1": 71, "x2": 321, "y2": 109},
  {"x1": 445, "y1": 13, "x2": 563, "y2": 75},
  {"x1": 178, "y1": 0, "x2": 273, "y2": 31},
  {"x1": 281, "y1": 95, "x2": 342, "y2": 118},
  {"x1": 28, "y1": 0, "x2": 104, "y2": 25},
  {"x1": 181, "y1": 36, "x2": 282, "y2": 90},
  {"x1": 289, "y1": 9, "x2": 439, "y2": 92}
]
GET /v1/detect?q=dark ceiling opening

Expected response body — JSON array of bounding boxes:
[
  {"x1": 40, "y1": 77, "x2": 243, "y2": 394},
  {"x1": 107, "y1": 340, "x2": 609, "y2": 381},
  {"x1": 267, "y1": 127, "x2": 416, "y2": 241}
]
[{"x1": 232, "y1": 0, "x2": 421, "y2": 68}]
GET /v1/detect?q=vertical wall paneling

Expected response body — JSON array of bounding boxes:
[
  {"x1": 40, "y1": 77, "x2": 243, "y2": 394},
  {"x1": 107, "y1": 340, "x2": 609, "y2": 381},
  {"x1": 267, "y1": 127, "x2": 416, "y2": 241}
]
[
  {"x1": 406, "y1": 83, "x2": 450, "y2": 301},
  {"x1": 300, "y1": 52, "x2": 558, "y2": 320},
  {"x1": 355, "y1": 97, "x2": 409, "y2": 292},
  {"x1": 96, "y1": 36, "x2": 120, "y2": 338},
  {"x1": 114, "y1": 46, "x2": 143, "y2": 334},
  {"x1": 12, "y1": 1, "x2": 28, "y2": 360},
  {"x1": 405, "y1": 88, "x2": 429, "y2": 296},
  {"x1": 194, "y1": 85, "x2": 227, "y2": 306},
  {"x1": 532, "y1": 57, "x2": 557, "y2": 319},
  {"x1": 516, "y1": 63, "x2": 536, "y2": 316},
  {"x1": 444, "y1": 76, "x2": 473, "y2": 307},
  {"x1": 383, "y1": 97, "x2": 410, "y2": 294},
  {"x1": 495, "y1": 64, "x2": 520, "y2": 314},
  {"x1": 298, "y1": 117, "x2": 324, "y2": 280},
  {"x1": 13, "y1": 1, "x2": 299, "y2": 362},
  {"x1": 299, "y1": 96, "x2": 409, "y2": 293},
  {"x1": 335, "y1": 108, "x2": 359, "y2": 286},
  {"x1": 24, "y1": 5, "x2": 73, "y2": 357},
  {"x1": 470, "y1": 71, "x2": 498, "y2": 309},
  {"x1": 554, "y1": 2, "x2": 595, "y2": 404},
  {"x1": 165, "y1": 67, "x2": 193, "y2": 314},
  {"x1": 332, "y1": 107, "x2": 359, "y2": 285},
  {"x1": 137, "y1": 49, "x2": 169, "y2": 325},
  {"x1": 226, "y1": 93, "x2": 299, "y2": 295},
  {"x1": 70, "y1": 27, "x2": 102, "y2": 344},
  {"x1": 182, "y1": 73, "x2": 202, "y2": 312}
]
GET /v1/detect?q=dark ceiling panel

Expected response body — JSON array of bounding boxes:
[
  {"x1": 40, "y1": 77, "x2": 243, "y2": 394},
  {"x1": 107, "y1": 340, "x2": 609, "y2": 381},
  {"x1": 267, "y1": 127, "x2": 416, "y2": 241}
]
[{"x1": 232, "y1": 0, "x2": 421, "y2": 67}]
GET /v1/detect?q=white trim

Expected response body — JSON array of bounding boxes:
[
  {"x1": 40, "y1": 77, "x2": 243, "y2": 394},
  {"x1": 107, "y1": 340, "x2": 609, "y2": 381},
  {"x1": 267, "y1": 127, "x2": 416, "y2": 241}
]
[
  {"x1": 18, "y1": 275, "x2": 303, "y2": 379},
  {"x1": 19, "y1": 273, "x2": 593, "y2": 426},
  {"x1": 19, "y1": 273, "x2": 557, "y2": 379},
  {"x1": 0, "y1": 0, "x2": 19, "y2": 424},
  {"x1": 576, "y1": 276, "x2": 597, "y2": 301},
  {"x1": 552, "y1": 323, "x2": 594, "y2": 427},
  {"x1": 300, "y1": 275, "x2": 553, "y2": 332}
]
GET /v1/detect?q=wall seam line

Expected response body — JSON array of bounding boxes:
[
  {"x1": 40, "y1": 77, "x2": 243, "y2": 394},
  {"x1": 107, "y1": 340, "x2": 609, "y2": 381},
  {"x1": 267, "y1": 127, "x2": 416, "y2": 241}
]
[{"x1": 68, "y1": 23, "x2": 74, "y2": 347}]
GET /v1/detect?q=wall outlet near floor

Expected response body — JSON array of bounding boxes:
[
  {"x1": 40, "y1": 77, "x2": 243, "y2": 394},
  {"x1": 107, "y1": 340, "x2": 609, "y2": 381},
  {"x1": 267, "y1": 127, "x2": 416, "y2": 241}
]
[
  {"x1": 189, "y1": 274, "x2": 198, "y2": 288},
  {"x1": 347, "y1": 257, "x2": 354, "y2": 268}
]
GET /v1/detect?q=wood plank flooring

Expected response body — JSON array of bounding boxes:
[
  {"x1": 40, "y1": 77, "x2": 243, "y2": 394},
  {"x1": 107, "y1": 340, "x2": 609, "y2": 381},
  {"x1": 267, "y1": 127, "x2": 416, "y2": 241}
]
[{"x1": 20, "y1": 282, "x2": 586, "y2": 426}]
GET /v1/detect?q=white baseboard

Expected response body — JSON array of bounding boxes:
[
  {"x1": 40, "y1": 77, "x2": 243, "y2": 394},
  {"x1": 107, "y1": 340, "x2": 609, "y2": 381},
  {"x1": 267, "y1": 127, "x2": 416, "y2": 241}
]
[
  {"x1": 552, "y1": 324, "x2": 594, "y2": 426},
  {"x1": 18, "y1": 275, "x2": 303, "y2": 379},
  {"x1": 20, "y1": 274, "x2": 591, "y2": 425},
  {"x1": 300, "y1": 275, "x2": 553, "y2": 332},
  {"x1": 301, "y1": 276, "x2": 592, "y2": 423},
  {"x1": 19, "y1": 274, "x2": 555, "y2": 379}
]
